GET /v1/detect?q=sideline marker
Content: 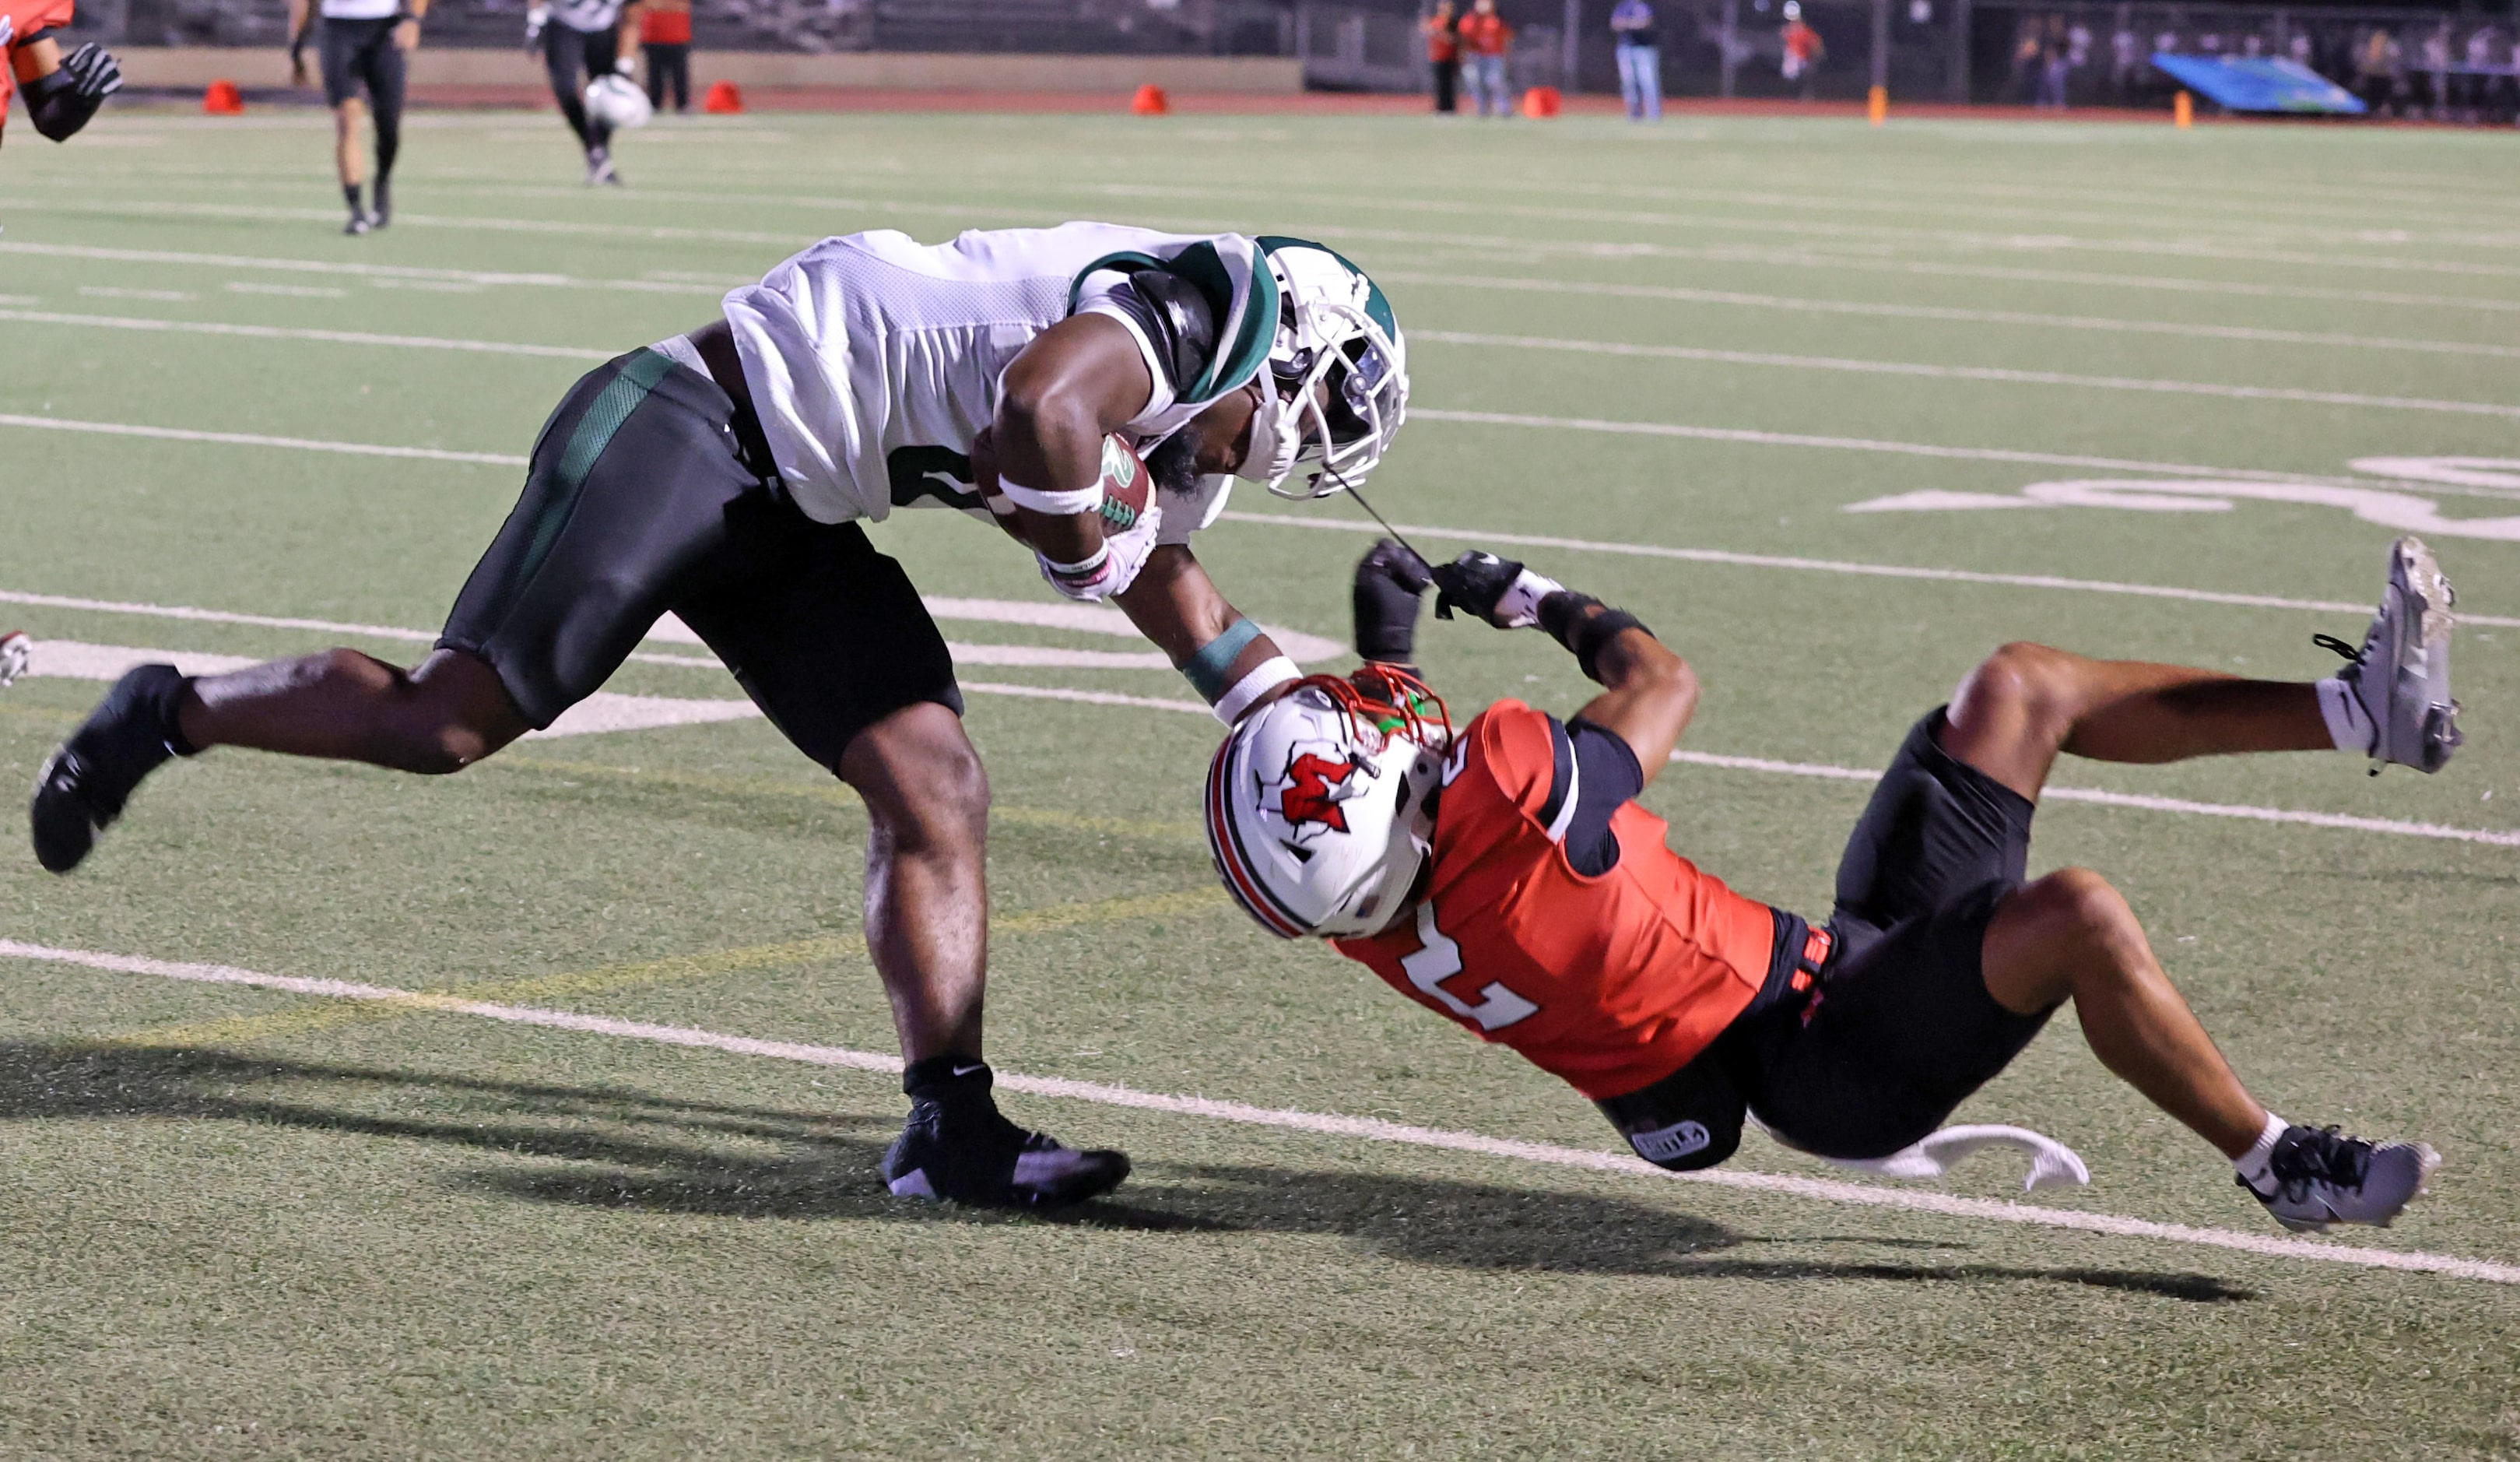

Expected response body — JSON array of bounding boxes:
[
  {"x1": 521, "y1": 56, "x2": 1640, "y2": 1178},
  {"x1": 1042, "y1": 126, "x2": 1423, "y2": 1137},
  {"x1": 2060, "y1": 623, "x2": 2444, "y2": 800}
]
[
  {"x1": 1521, "y1": 85, "x2": 1562, "y2": 117},
  {"x1": 202, "y1": 79, "x2": 244, "y2": 114},
  {"x1": 1130, "y1": 83, "x2": 1170, "y2": 114},
  {"x1": 2174, "y1": 89, "x2": 2193, "y2": 127},
  {"x1": 702, "y1": 79, "x2": 743, "y2": 114},
  {"x1": 1867, "y1": 83, "x2": 1887, "y2": 125}
]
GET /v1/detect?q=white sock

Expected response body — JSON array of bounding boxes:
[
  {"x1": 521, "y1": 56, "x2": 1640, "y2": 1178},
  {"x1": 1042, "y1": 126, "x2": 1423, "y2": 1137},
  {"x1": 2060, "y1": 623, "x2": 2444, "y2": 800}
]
[
  {"x1": 2316, "y1": 677, "x2": 2374, "y2": 754},
  {"x1": 2233, "y1": 1112, "x2": 2290, "y2": 1190}
]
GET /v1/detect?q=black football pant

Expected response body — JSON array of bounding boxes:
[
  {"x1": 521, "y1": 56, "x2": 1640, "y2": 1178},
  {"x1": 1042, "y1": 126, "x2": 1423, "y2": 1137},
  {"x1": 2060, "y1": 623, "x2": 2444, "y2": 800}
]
[{"x1": 544, "y1": 23, "x2": 619, "y2": 151}]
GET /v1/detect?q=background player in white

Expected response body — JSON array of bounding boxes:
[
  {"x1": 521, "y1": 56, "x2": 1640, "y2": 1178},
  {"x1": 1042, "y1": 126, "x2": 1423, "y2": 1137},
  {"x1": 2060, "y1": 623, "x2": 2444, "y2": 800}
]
[
  {"x1": 288, "y1": 0, "x2": 421, "y2": 232},
  {"x1": 32, "y1": 223, "x2": 1407, "y2": 1211},
  {"x1": 525, "y1": 0, "x2": 641, "y2": 185}
]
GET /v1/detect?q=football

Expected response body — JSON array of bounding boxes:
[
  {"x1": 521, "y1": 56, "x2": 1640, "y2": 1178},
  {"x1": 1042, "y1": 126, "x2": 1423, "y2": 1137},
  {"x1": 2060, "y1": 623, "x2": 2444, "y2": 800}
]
[{"x1": 970, "y1": 430, "x2": 1152, "y2": 543}]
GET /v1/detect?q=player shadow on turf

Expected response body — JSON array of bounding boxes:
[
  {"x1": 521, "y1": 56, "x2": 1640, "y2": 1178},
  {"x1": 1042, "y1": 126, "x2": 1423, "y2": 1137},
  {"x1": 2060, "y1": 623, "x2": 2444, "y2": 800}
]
[{"x1": 0, "y1": 1042, "x2": 2254, "y2": 1304}]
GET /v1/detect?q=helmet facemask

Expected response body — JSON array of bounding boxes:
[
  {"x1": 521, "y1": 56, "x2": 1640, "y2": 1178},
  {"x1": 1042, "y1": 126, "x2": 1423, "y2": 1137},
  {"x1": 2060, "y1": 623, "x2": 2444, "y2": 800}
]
[{"x1": 1248, "y1": 248, "x2": 1409, "y2": 500}]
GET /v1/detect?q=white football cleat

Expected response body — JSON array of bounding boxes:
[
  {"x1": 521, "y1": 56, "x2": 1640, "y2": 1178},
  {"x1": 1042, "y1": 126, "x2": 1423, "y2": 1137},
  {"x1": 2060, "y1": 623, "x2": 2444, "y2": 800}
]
[
  {"x1": 2326, "y1": 536, "x2": 2461, "y2": 774},
  {"x1": 0, "y1": 631, "x2": 28, "y2": 688}
]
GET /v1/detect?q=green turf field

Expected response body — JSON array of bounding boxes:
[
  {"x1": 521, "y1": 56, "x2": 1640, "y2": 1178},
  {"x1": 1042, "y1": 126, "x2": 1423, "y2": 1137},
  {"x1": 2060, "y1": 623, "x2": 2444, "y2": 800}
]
[{"x1": 2, "y1": 108, "x2": 2517, "y2": 1457}]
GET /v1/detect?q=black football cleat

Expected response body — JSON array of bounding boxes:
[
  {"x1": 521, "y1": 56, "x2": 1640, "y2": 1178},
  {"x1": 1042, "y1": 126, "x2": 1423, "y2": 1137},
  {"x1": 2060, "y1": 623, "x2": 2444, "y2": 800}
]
[
  {"x1": 882, "y1": 1094, "x2": 1130, "y2": 1210},
  {"x1": 30, "y1": 663, "x2": 191, "y2": 874}
]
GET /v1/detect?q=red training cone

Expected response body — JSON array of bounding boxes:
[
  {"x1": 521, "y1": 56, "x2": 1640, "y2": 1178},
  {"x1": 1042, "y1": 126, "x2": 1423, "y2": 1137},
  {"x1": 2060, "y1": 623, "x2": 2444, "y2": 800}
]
[
  {"x1": 702, "y1": 79, "x2": 744, "y2": 114},
  {"x1": 1130, "y1": 84, "x2": 1170, "y2": 116},
  {"x1": 1520, "y1": 85, "x2": 1561, "y2": 118},
  {"x1": 203, "y1": 79, "x2": 245, "y2": 115}
]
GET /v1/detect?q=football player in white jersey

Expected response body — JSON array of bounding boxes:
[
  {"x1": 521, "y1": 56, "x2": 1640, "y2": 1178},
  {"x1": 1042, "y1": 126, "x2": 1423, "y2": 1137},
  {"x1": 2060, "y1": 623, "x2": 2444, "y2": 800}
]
[
  {"x1": 287, "y1": 0, "x2": 423, "y2": 232},
  {"x1": 525, "y1": 0, "x2": 641, "y2": 184},
  {"x1": 33, "y1": 223, "x2": 1409, "y2": 1211}
]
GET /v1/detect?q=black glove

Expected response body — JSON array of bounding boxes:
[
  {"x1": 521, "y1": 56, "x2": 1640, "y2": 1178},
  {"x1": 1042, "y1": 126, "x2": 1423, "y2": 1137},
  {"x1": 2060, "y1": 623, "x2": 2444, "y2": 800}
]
[
  {"x1": 1430, "y1": 550, "x2": 1565, "y2": 630},
  {"x1": 26, "y1": 44, "x2": 123, "y2": 142},
  {"x1": 1352, "y1": 539, "x2": 1433, "y2": 665}
]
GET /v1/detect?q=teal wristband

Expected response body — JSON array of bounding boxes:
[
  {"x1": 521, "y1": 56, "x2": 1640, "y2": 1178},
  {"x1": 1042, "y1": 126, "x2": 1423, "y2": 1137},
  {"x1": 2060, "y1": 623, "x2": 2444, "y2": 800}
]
[{"x1": 1183, "y1": 618, "x2": 1265, "y2": 703}]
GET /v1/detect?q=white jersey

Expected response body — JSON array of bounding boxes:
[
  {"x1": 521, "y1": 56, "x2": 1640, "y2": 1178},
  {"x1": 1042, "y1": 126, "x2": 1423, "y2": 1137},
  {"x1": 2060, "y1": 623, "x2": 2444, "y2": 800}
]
[
  {"x1": 549, "y1": 0, "x2": 625, "y2": 32},
  {"x1": 321, "y1": 0, "x2": 402, "y2": 19},
  {"x1": 721, "y1": 223, "x2": 1279, "y2": 535}
]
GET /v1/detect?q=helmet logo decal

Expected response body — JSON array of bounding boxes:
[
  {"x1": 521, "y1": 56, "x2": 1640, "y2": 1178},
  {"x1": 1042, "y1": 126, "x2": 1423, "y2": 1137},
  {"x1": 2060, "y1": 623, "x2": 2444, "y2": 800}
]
[{"x1": 1265, "y1": 747, "x2": 1378, "y2": 840}]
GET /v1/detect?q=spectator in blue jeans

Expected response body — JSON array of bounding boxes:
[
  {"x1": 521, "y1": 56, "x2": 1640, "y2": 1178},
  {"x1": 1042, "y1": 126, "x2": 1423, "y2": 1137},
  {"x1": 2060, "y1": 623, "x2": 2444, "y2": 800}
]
[{"x1": 1612, "y1": 0, "x2": 1661, "y2": 120}]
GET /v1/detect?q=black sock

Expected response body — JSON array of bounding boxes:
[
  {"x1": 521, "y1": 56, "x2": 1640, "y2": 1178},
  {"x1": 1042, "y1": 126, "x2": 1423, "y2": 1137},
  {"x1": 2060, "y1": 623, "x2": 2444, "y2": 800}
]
[
  {"x1": 371, "y1": 173, "x2": 391, "y2": 216},
  {"x1": 342, "y1": 181, "x2": 364, "y2": 216},
  {"x1": 138, "y1": 666, "x2": 200, "y2": 758},
  {"x1": 901, "y1": 1054, "x2": 994, "y2": 1109}
]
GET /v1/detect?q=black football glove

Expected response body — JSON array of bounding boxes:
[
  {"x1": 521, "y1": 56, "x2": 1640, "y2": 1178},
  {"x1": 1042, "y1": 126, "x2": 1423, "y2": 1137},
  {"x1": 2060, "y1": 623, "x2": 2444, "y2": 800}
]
[
  {"x1": 1430, "y1": 550, "x2": 1566, "y2": 630},
  {"x1": 25, "y1": 44, "x2": 124, "y2": 142},
  {"x1": 1353, "y1": 539, "x2": 1433, "y2": 665}
]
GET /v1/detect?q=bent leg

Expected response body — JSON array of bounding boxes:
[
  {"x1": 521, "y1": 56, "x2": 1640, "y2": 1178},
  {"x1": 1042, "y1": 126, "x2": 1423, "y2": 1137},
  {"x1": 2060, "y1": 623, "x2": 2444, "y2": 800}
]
[
  {"x1": 1981, "y1": 868, "x2": 2266, "y2": 1157},
  {"x1": 840, "y1": 702, "x2": 992, "y2": 1063},
  {"x1": 180, "y1": 646, "x2": 525, "y2": 774},
  {"x1": 1939, "y1": 641, "x2": 2332, "y2": 802}
]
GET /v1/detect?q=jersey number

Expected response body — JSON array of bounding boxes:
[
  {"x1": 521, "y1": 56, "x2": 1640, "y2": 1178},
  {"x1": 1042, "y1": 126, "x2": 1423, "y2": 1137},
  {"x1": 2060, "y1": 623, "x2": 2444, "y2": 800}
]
[{"x1": 1398, "y1": 902, "x2": 1539, "y2": 1033}]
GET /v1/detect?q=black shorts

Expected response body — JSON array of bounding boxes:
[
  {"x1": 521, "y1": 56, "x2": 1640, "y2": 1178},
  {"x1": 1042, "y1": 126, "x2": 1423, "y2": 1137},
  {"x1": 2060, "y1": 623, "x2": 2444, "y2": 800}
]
[
  {"x1": 439, "y1": 348, "x2": 963, "y2": 771},
  {"x1": 1722, "y1": 709, "x2": 2053, "y2": 1160},
  {"x1": 319, "y1": 16, "x2": 405, "y2": 110}
]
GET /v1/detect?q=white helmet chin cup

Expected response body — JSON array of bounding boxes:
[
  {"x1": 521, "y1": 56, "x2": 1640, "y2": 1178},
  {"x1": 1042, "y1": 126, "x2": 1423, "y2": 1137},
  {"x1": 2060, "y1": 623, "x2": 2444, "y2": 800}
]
[
  {"x1": 1206, "y1": 683, "x2": 1448, "y2": 940},
  {"x1": 1255, "y1": 244, "x2": 1409, "y2": 501}
]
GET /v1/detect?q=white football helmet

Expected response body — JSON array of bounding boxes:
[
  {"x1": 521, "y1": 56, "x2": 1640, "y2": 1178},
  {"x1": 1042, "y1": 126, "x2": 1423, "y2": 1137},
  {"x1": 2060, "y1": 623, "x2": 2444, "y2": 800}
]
[
  {"x1": 1205, "y1": 673, "x2": 1451, "y2": 940},
  {"x1": 584, "y1": 72, "x2": 654, "y2": 131},
  {"x1": 1245, "y1": 238, "x2": 1409, "y2": 501}
]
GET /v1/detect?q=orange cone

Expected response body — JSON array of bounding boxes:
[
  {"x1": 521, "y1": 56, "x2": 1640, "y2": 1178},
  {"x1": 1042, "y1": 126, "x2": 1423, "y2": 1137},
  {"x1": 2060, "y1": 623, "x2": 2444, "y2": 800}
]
[
  {"x1": 1130, "y1": 83, "x2": 1170, "y2": 115},
  {"x1": 1520, "y1": 85, "x2": 1561, "y2": 118},
  {"x1": 1866, "y1": 83, "x2": 1887, "y2": 125},
  {"x1": 703, "y1": 79, "x2": 743, "y2": 114},
  {"x1": 2173, "y1": 89, "x2": 2193, "y2": 128},
  {"x1": 203, "y1": 79, "x2": 244, "y2": 115}
]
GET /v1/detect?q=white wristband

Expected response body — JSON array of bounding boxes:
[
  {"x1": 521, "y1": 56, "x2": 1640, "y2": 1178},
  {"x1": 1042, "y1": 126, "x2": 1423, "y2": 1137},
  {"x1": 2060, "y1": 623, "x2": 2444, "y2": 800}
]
[
  {"x1": 996, "y1": 478, "x2": 1104, "y2": 516},
  {"x1": 1213, "y1": 657, "x2": 1300, "y2": 726}
]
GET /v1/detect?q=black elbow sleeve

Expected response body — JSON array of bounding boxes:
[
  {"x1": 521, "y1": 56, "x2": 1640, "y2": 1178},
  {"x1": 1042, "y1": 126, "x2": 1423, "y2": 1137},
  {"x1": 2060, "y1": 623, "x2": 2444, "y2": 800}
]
[
  {"x1": 27, "y1": 44, "x2": 124, "y2": 142},
  {"x1": 1538, "y1": 592, "x2": 1654, "y2": 685}
]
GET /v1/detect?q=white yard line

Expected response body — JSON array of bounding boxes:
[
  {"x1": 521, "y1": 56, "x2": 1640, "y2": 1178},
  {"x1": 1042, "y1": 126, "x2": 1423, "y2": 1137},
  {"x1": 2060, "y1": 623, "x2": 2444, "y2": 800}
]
[
  {"x1": 0, "y1": 241, "x2": 729, "y2": 296},
  {"x1": 1385, "y1": 274, "x2": 2520, "y2": 362},
  {"x1": 1413, "y1": 331, "x2": 2520, "y2": 420},
  {"x1": 7, "y1": 409, "x2": 2516, "y2": 627},
  {"x1": 0, "y1": 309, "x2": 612, "y2": 361},
  {"x1": 1, "y1": 935, "x2": 2510, "y2": 1287},
  {"x1": 16, "y1": 623, "x2": 2510, "y2": 848},
  {"x1": 0, "y1": 413, "x2": 528, "y2": 466},
  {"x1": 1220, "y1": 507, "x2": 2520, "y2": 630}
]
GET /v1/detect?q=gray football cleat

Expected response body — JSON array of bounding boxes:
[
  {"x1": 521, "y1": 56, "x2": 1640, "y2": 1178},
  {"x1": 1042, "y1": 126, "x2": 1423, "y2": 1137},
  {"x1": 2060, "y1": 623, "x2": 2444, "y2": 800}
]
[
  {"x1": 0, "y1": 631, "x2": 27, "y2": 688},
  {"x1": 2324, "y1": 535, "x2": 2461, "y2": 774},
  {"x1": 2242, "y1": 1125, "x2": 2439, "y2": 1233}
]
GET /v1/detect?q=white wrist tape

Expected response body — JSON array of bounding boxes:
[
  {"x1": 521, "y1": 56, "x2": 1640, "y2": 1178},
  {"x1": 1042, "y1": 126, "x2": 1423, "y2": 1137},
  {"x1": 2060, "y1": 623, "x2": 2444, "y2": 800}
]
[
  {"x1": 1497, "y1": 568, "x2": 1566, "y2": 630},
  {"x1": 996, "y1": 478, "x2": 1104, "y2": 516},
  {"x1": 1213, "y1": 656, "x2": 1300, "y2": 726},
  {"x1": 1040, "y1": 543, "x2": 1111, "y2": 578}
]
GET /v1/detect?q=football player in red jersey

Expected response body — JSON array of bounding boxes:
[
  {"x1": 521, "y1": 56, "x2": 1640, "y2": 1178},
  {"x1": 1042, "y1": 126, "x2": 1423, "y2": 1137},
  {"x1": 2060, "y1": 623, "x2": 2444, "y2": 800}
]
[
  {"x1": 0, "y1": 0, "x2": 122, "y2": 153},
  {"x1": 1206, "y1": 539, "x2": 2459, "y2": 1233}
]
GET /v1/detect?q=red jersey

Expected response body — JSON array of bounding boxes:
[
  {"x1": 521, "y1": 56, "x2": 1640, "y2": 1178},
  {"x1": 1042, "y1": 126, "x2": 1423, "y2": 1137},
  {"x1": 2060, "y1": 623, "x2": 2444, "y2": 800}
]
[
  {"x1": 640, "y1": 5, "x2": 691, "y2": 44},
  {"x1": 1334, "y1": 703, "x2": 1778, "y2": 1102},
  {"x1": 1455, "y1": 12, "x2": 1512, "y2": 56},
  {"x1": 0, "y1": 0, "x2": 77, "y2": 134}
]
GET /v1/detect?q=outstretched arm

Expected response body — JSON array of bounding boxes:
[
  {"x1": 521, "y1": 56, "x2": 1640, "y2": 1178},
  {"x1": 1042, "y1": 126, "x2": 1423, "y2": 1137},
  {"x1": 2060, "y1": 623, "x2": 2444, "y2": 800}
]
[
  {"x1": 1113, "y1": 546, "x2": 1298, "y2": 726},
  {"x1": 1430, "y1": 550, "x2": 1697, "y2": 787}
]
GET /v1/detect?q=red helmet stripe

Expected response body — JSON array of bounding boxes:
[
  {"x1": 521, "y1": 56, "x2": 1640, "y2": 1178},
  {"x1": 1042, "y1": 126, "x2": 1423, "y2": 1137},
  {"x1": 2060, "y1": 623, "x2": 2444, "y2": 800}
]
[{"x1": 1205, "y1": 735, "x2": 1309, "y2": 939}]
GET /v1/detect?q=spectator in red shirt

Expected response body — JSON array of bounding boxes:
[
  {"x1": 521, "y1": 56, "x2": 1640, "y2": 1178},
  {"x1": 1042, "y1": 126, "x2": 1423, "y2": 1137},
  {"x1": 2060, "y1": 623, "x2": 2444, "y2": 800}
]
[
  {"x1": 641, "y1": 0, "x2": 690, "y2": 114},
  {"x1": 1423, "y1": 0, "x2": 1460, "y2": 114},
  {"x1": 1457, "y1": 0, "x2": 1514, "y2": 116}
]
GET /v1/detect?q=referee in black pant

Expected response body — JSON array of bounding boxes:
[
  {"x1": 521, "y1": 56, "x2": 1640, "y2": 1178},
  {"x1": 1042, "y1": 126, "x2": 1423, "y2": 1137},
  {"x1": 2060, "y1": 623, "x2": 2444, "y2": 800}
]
[{"x1": 288, "y1": 0, "x2": 418, "y2": 234}]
